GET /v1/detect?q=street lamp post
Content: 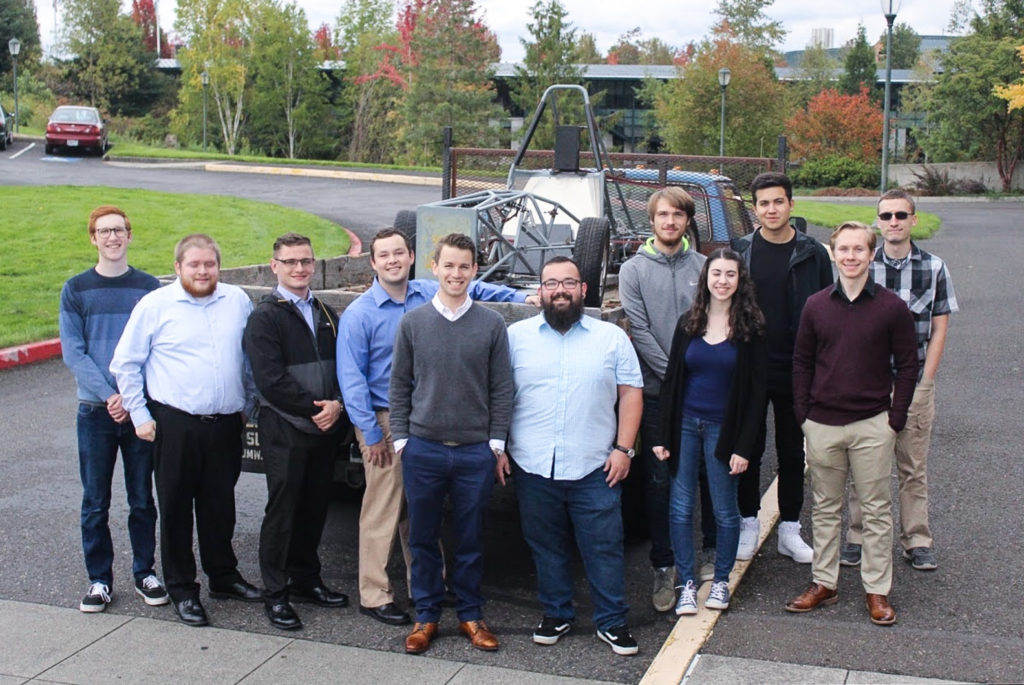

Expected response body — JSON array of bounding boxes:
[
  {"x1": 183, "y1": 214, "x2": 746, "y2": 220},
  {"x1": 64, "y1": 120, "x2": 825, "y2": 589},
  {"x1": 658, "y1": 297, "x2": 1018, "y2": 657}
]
[
  {"x1": 8, "y1": 38, "x2": 21, "y2": 134},
  {"x1": 718, "y1": 67, "x2": 731, "y2": 158},
  {"x1": 880, "y1": 0, "x2": 900, "y2": 192},
  {"x1": 201, "y1": 70, "x2": 209, "y2": 152}
]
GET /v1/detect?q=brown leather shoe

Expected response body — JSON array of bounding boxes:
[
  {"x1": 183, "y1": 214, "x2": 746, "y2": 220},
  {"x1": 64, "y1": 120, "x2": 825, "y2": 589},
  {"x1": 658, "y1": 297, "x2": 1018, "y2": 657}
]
[
  {"x1": 785, "y1": 583, "x2": 838, "y2": 613},
  {"x1": 405, "y1": 622, "x2": 438, "y2": 654},
  {"x1": 459, "y1": 619, "x2": 499, "y2": 651},
  {"x1": 866, "y1": 593, "x2": 896, "y2": 625}
]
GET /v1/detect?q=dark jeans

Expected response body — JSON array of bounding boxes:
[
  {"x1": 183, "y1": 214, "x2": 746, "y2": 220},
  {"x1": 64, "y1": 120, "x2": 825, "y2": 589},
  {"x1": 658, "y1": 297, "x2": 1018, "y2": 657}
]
[
  {"x1": 402, "y1": 436, "x2": 495, "y2": 623},
  {"x1": 669, "y1": 417, "x2": 741, "y2": 584},
  {"x1": 639, "y1": 394, "x2": 716, "y2": 565},
  {"x1": 77, "y1": 402, "x2": 157, "y2": 588},
  {"x1": 151, "y1": 402, "x2": 244, "y2": 602},
  {"x1": 513, "y1": 462, "x2": 629, "y2": 631},
  {"x1": 738, "y1": 383, "x2": 806, "y2": 522},
  {"x1": 258, "y1": 409, "x2": 336, "y2": 597}
]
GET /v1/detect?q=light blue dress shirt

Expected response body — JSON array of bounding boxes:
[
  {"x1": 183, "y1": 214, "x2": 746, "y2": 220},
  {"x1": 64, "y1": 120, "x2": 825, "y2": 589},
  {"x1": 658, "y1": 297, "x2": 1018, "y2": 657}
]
[
  {"x1": 276, "y1": 286, "x2": 316, "y2": 333},
  {"x1": 337, "y1": 278, "x2": 527, "y2": 446},
  {"x1": 507, "y1": 313, "x2": 643, "y2": 481},
  {"x1": 110, "y1": 279, "x2": 257, "y2": 427}
]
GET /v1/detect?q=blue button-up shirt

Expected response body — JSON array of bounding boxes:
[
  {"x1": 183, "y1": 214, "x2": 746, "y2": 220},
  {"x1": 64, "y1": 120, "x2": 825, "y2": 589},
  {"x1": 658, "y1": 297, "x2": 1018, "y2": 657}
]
[
  {"x1": 507, "y1": 313, "x2": 643, "y2": 481},
  {"x1": 277, "y1": 286, "x2": 316, "y2": 334},
  {"x1": 337, "y1": 277, "x2": 527, "y2": 446},
  {"x1": 110, "y1": 279, "x2": 257, "y2": 427}
]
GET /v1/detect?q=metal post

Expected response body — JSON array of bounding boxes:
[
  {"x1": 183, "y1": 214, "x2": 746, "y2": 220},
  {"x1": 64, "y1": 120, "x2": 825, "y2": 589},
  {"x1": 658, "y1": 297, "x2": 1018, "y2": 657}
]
[
  {"x1": 201, "y1": 70, "x2": 209, "y2": 152},
  {"x1": 441, "y1": 126, "x2": 453, "y2": 200},
  {"x1": 8, "y1": 38, "x2": 20, "y2": 134},
  {"x1": 881, "y1": 3, "x2": 897, "y2": 192},
  {"x1": 718, "y1": 68, "x2": 731, "y2": 158}
]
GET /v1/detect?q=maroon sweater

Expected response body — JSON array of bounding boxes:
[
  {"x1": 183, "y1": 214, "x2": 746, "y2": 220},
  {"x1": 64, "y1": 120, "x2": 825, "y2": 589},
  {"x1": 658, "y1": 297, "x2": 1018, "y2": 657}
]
[{"x1": 793, "y1": 279, "x2": 918, "y2": 431}]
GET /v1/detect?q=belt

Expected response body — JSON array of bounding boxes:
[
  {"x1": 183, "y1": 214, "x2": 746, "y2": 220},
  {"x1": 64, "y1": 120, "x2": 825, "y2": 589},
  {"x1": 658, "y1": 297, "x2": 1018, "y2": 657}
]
[
  {"x1": 442, "y1": 440, "x2": 462, "y2": 447},
  {"x1": 151, "y1": 401, "x2": 235, "y2": 423}
]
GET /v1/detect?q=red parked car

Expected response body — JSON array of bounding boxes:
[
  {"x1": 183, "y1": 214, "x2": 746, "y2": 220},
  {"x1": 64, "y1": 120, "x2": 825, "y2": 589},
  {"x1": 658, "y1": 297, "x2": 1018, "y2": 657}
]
[{"x1": 45, "y1": 106, "x2": 108, "y2": 156}]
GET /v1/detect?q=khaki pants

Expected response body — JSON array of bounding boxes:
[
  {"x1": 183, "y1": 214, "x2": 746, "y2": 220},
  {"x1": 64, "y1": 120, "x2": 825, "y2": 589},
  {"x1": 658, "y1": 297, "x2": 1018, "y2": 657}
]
[
  {"x1": 848, "y1": 379, "x2": 935, "y2": 550},
  {"x1": 804, "y1": 412, "x2": 896, "y2": 595},
  {"x1": 354, "y1": 410, "x2": 412, "y2": 608}
]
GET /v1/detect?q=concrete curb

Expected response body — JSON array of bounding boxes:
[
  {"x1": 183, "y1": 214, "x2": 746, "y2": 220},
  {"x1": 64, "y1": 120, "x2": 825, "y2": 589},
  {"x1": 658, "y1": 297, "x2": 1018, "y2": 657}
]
[{"x1": 0, "y1": 338, "x2": 62, "y2": 370}]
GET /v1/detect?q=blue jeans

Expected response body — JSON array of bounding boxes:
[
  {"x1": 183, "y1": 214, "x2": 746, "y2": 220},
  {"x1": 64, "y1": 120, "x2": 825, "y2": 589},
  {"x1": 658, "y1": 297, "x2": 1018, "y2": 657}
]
[
  {"x1": 513, "y1": 462, "x2": 629, "y2": 631},
  {"x1": 402, "y1": 436, "x2": 495, "y2": 623},
  {"x1": 77, "y1": 402, "x2": 157, "y2": 587},
  {"x1": 669, "y1": 416, "x2": 741, "y2": 584}
]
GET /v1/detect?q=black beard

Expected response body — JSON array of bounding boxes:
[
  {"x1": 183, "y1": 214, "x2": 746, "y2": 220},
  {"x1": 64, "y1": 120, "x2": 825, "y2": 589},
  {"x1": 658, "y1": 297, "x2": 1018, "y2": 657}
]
[{"x1": 543, "y1": 294, "x2": 584, "y2": 333}]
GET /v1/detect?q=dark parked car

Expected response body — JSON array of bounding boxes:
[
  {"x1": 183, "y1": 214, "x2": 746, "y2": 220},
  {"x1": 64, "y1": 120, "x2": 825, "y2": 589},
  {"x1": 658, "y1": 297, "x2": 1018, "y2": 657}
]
[
  {"x1": 0, "y1": 103, "x2": 13, "y2": 150},
  {"x1": 45, "y1": 105, "x2": 108, "y2": 155}
]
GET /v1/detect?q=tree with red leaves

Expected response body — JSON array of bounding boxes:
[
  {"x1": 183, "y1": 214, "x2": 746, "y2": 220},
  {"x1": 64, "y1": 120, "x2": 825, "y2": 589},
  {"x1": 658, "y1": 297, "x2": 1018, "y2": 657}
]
[
  {"x1": 131, "y1": 0, "x2": 170, "y2": 57},
  {"x1": 786, "y1": 86, "x2": 883, "y2": 163}
]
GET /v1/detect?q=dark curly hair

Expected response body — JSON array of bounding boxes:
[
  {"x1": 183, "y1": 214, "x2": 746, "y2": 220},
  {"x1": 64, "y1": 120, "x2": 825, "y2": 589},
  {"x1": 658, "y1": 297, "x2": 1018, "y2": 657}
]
[{"x1": 684, "y1": 248, "x2": 765, "y2": 342}]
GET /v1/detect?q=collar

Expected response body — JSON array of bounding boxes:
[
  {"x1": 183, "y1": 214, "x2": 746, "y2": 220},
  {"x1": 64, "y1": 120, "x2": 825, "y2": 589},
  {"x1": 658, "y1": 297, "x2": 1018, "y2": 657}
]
[
  {"x1": 276, "y1": 286, "x2": 312, "y2": 308},
  {"x1": 370, "y1": 277, "x2": 422, "y2": 307},
  {"x1": 431, "y1": 293, "x2": 472, "y2": 321},
  {"x1": 874, "y1": 242, "x2": 920, "y2": 268},
  {"x1": 536, "y1": 309, "x2": 593, "y2": 333},
  {"x1": 171, "y1": 278, "x2": 224, "y2": 304},
  {"x1": 830, "y1": 276, "x2": 876, "y2": 303}
]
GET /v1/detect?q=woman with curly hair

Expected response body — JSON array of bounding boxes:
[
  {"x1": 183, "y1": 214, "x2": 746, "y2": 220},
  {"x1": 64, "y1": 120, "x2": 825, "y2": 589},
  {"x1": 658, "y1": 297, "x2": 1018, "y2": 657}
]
[{"x1": 653, "y1": 248, "x2": 767, "y2": 615}]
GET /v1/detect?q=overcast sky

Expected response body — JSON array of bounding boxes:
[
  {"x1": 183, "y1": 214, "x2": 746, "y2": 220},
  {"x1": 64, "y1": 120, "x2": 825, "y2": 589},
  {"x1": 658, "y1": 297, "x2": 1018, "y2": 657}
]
[{"x1": 35, "y1": 0, "x2": 961, "y2": 60}]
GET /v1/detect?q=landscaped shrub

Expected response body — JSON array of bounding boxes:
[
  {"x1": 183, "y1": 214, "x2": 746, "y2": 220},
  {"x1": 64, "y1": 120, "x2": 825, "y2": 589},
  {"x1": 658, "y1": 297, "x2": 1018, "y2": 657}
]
[{"x1": 790, "y1": 155, "x2": 880, "y2": 189}]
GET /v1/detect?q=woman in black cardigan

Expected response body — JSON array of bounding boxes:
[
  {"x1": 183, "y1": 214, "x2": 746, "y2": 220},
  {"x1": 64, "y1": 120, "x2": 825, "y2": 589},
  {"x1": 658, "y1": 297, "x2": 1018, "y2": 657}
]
[{"x1": 653, "y1": 248, "x2": 767, "y2": 616}]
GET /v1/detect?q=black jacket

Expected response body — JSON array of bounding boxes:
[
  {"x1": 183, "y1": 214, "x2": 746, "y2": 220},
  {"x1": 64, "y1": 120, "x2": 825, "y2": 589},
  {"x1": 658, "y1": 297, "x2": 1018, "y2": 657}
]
[
  {"x1": 657, "y1": 312, "x2": 767, "y2": 470},
  {"x1": 243, "y1": 289, "x2": 343, "y2": 437},
  {"x1": 732, "y1": 228, "x2": 834, "y2": 348}
]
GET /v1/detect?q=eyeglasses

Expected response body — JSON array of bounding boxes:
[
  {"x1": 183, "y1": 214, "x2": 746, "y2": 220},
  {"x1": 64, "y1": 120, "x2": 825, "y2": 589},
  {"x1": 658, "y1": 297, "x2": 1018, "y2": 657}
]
[
  {"x1": 274, "y1": 258, "x2": 315, "y2": 268},
  {"x1": 541, "y1": 278, "x2": 581, "y2": 290},
  {"x1": 878, "y1": 211, "x2": 913, "y2": 221},
  {"x1": 95, "y1": 227, "x2": 128, "y2": 238}
]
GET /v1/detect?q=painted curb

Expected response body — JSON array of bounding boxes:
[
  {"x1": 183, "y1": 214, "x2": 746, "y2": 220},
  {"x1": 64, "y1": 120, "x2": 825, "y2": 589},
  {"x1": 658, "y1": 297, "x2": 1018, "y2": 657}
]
[{"x1": 0, "y1": 338, "x2": 62, "y2": 370}]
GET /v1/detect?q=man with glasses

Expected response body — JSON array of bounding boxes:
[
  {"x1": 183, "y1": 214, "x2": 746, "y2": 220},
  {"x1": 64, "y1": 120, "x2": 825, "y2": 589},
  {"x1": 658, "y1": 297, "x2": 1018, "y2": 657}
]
[
  {"x1": 243, "y1": 233, "x2": 348, "y2": 631},
  {"x1": 841, "y1": 190, "x2": 958, "y2": 572},
  {"x1": 619, "y1": 187, "x2": 708, "y2": 610},
  {"x1": 59, "y1": 205, "x2": 167, "y2": 613},
  {"x1": 508, "y1": 257, "x2": 644, "y2": 656}
]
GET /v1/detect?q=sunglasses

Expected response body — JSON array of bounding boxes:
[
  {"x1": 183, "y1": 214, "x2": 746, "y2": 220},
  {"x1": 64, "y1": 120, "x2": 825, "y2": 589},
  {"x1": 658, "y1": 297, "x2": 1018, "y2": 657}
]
[{"x1": 878, "y1": 211, "x2": 913, "y2": 221}]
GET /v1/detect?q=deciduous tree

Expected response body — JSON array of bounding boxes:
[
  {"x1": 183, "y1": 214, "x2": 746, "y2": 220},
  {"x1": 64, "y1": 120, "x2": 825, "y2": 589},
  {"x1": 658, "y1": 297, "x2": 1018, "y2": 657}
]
[
  {"x1": 712, "y1": 0, "x2": 785, "y2": 59},
  {"x1": 994, "y1": 44, "x2": 1024, "y2": 111},
  {"x1": 574, "y1": 31, "x2": 601, "y2": 63},
  {"x1": 786, "y1": 86, "x2": 882, "y2": 163},
  {"x1": 791, "y1": 43, "x2": 839, "y2": 107}
]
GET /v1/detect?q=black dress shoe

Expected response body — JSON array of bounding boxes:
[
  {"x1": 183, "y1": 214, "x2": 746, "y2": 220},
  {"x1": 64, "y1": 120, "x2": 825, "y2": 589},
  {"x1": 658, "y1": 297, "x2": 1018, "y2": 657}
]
[
  {"x1": 209, "y1": 578, "x2": 263, "y2": 602},
  {"x1": 290, "y1": 584, "x2": 349, "y2": 608},
  {"x1": 360, "y1": 602, "x2": 411, "y2": 626},
  {"x1": 174, "y1": 597, "x2": 209, "y2": 627},
  {"x1": 265, "y1": 601, "x2": 303, "y2": 630}
]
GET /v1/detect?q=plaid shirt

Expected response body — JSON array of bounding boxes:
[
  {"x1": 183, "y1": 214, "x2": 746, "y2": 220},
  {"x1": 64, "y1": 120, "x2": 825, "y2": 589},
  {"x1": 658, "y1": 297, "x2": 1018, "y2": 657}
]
[{"x1": 871, "y1": 242, "x2": 959, "y2": 378}]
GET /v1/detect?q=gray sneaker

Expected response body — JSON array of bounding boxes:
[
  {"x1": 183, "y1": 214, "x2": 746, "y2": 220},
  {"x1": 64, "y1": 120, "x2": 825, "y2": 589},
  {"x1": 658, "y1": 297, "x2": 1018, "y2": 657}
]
[
  {"x1": 903, "y1": 547, "x2": 938, "y2": 571},
  {"x1": 840, "y1": 542, "x2": 862, "y2": 567},
  {"x1": 704, "y1": 581, "x2": 730, "y2": 610},
  {"x1": 652, "y1": 566, "x2": 676, "y2": 612}
]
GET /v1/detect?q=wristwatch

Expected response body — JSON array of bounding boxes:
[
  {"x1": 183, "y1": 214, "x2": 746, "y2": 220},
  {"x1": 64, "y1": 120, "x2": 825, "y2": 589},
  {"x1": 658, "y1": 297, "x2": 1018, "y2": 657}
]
[{"x1": 613, "y1": 444, "x2": 636, "y2": 458}]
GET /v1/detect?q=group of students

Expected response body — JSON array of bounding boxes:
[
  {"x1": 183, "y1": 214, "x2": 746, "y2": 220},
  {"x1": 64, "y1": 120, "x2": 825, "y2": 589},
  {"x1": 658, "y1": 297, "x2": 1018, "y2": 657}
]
[{"x1": 58, "y1": 169, "x2": 956, "y2": 659}]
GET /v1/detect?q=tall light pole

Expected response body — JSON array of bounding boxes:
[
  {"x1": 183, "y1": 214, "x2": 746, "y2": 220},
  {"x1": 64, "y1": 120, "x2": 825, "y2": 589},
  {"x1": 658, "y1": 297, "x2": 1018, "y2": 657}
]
[
  {"x1": 880, "y1": 0, "x2": 900, "y2": 192},
  {"x1": 201, "y1": 70, "x2": 209, "y2": 152},
  {"x1": 8, "y1": 38, "x2": 20, "y2": 134},
  {"x1": 718, "y1": 67, "x2": 731, "y2": 158}
]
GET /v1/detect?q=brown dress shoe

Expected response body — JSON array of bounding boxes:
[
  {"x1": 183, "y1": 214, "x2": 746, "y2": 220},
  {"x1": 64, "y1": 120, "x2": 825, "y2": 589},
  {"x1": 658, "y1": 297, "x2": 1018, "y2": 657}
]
[
  {"x1": 785, "y1": 583, "x2": 839, "y2": 613},
  {"x1": 405, "y1": 622, "x2": 438, "y2": 654},
  {"x1": 459, "y1": 619, "x2": 499, "y2": 651},
  {"x1": 866, "y1": 593, "x2": 896, "y2": 626}
]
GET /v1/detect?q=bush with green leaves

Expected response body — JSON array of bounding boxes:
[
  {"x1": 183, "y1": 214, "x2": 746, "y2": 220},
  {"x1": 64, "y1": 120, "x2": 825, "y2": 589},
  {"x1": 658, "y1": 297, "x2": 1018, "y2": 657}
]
[{"x1": 790, "y1": 155, "x2": 880, "y2": 189}]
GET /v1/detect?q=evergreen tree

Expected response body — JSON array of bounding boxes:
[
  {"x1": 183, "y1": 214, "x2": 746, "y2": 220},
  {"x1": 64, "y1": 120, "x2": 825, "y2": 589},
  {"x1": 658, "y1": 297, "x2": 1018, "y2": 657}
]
[{"x1": 840, "y1": 24, "x2": 878, "y2": 97}]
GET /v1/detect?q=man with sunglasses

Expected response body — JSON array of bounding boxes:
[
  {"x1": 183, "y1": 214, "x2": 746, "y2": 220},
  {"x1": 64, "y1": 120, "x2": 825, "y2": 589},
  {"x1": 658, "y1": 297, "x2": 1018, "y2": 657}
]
[
  {"x1": 841, "y1": 190, "x2": 958, "y2": 572},
  {"x1": 244, "y1": 233, "x2": 348, "y2": 631},
  {"x1": 507, "y1": 257, "x2": 644, "y2": 656}
]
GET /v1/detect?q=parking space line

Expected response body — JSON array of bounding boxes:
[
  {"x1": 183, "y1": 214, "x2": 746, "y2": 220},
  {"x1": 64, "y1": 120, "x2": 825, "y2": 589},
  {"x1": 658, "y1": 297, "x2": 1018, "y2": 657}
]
[
  {"x1": 9, "y1": 142, "x2": 34, "y2": 159},
  {"x1": 640, "y1": 478, "x2": 781, "y2": 685}
]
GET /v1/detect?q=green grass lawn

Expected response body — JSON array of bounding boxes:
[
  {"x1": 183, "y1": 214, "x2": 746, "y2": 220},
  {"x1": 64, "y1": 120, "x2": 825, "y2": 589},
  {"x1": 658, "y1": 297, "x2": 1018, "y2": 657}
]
[
  {"x1": 797, "y1": 200, "x2": 939, "y2": 240},
  {"x1": 1, "y1": 185, "x2": 349, "y2": 348}
]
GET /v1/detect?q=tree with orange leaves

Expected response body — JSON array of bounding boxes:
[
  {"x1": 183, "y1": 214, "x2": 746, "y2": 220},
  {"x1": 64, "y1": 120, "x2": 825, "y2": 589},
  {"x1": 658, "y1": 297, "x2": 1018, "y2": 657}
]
[{"x1": 786, "y1": 86, "x2": 883, "y2": 163}]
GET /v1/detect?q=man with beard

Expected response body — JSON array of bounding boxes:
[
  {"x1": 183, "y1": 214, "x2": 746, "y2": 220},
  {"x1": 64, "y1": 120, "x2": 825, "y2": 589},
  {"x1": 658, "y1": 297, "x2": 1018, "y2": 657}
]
[
  {"x1": 507, "y1": 257, "x2": 644, "y2": 656},
  {"x1": 111, "y1": 233, "x2": 262, "y2": 627},
  {"x1": 618, "y1": 187, "x2": 710, "y2": 611}
]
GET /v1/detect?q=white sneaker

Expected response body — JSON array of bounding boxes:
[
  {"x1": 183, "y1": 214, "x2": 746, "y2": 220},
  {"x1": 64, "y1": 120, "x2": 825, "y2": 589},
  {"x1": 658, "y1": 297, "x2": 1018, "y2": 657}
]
[
  {"x1": 674, "y1": 580, "x2": 698, "y2": 616},
  {"x1": 777, "y1": 521, "x2": 813, "y2": 563},
  {"x1": 736, "y1": 517, "x2": 760, "y2": 560}
]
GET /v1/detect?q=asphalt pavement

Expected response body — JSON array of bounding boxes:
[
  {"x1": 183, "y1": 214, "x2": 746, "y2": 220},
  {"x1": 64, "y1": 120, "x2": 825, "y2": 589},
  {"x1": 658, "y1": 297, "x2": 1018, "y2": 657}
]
[{"x1": 1, "y1": 144, "x2": 1019, "y2": 682}]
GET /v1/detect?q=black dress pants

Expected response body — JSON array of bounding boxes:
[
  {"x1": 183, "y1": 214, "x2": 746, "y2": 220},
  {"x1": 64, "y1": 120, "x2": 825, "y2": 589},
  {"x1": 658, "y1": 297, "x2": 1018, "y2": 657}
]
[
  {"x1": 150, "y1": 402, "x2": 244, "y2": 602},
  {"x1": 257, "y1": 409, "x2": 336, "y2": 598}
]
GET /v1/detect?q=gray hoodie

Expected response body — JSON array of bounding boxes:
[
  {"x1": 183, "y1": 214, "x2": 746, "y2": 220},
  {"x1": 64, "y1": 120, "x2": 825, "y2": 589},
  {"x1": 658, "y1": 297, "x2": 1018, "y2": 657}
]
[{"x1": 619, "y1": 237, "x2": 707, "y2": 396}]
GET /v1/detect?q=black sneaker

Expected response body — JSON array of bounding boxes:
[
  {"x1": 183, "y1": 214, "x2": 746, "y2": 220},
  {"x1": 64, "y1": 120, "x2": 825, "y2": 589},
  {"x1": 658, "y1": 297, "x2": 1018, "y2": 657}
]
[
  {"x1": 532, "y1": 616, "x2": 572, "y2": 645},
  {"x1": 80, "y1": 582, "x2": 111, "y2": 613},
  {"x1": 596, "y1": 624, "x2": 638, "y2": 656},
  {"x1": 840, "y1": 542, "x2": 862, "y2": 567},
  {"x1": 903, "y1": 547, "x2": 938, "y2": 571},
  {"x1": 135, "y1": 574, "x2": 170, "y2": 606}
]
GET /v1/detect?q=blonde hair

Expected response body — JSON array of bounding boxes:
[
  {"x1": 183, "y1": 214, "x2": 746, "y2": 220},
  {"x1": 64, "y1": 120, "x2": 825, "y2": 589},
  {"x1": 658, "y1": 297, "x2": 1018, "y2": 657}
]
[
  {"x1": 174, "y1": 233, "x2": 222, "y2": 265},
  {"x1": 829, "y1": 221, "x2": 876, "y2": 252}
]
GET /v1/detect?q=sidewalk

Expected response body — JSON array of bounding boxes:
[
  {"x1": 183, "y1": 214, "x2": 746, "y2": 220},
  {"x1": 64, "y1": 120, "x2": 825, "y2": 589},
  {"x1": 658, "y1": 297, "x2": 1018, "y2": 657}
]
[{"x1": 0, "y1": 599, "x2": 963, "y2": 685}]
